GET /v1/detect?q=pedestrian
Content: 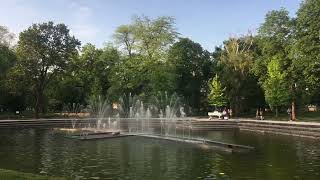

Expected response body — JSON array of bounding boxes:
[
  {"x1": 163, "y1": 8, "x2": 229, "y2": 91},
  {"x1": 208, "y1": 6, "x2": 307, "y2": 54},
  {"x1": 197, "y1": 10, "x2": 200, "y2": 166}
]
[
  {"x1": 259, "y1": 108, "x2": 264, "y2": 120},
  {"x1": 229, "y1": 109, "x2": 232, "y2": 117},
  {"x1": 227, "y1": 108, "x2": 231, "y2": 119},
  {"x1": 222, "y1": 108, "x2": 227, "y2": 119},
  {"x1": 287, "y1": 108, "x2": 292, "y2": 121}
]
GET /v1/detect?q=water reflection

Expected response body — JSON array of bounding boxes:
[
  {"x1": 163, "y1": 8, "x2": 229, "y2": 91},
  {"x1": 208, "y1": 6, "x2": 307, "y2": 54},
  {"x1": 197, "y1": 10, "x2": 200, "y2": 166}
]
[{"x1": 0, "y1": 128, "x2": 319, "y2": 180}]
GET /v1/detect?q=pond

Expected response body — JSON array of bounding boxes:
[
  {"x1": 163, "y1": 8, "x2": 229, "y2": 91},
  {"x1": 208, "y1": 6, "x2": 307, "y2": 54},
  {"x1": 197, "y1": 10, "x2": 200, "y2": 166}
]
[{"x1": 0, "y1": 128, "x2": 319, "y2": 179}]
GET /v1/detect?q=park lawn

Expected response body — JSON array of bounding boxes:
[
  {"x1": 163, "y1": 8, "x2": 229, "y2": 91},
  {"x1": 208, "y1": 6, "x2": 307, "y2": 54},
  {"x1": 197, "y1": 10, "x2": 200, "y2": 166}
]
[
  {"x1": 257, "y1": 111, "x2": 320, "y2": 122},
  {"x1": 0, "y1": 169, "x2": 66, "y2": 180},
  {"x1": 0, "y1": 112, "x2": 62, "y2": 120},
  {"x1": 296, "y1": 111, "x2": 320, "y2": 122}
]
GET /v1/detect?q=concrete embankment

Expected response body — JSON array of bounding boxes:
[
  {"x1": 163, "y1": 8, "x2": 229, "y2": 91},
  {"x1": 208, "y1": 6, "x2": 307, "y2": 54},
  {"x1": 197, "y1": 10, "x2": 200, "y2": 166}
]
[
  {"x1": 193, "y1": 119, "x2": 320, "y2": 139},
  {"x1": 0, "y1": 119, "x2": 73, "y2": 128},
  {"x1": 190, "y1": 120, "x2": 238, "y2": 130},
  {"x1": 1, "y1": 118, "x2": 320, "y2": 139},
  {"x1": 237, "y1": 119, "x2": 320, "y2": 139}
]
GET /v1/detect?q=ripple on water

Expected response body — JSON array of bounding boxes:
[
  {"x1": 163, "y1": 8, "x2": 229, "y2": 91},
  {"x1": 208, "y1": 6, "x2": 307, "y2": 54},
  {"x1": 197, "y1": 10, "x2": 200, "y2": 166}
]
[{"x1": 0, "y1": 129, "x2": 320, "y2": 180}]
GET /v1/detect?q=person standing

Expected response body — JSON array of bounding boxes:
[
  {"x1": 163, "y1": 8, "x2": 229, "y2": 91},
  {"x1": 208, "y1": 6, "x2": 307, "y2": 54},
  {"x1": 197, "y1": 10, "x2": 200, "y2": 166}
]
[
  {"x1": 259, "y1": 108, "x2": 264, "y2": 120},
  {"x1": 256, "y1": 108, "x2": 260, "y2": 120},
  {"x1": 287, "y1": 108, "x2": 292, "y2": 121}
]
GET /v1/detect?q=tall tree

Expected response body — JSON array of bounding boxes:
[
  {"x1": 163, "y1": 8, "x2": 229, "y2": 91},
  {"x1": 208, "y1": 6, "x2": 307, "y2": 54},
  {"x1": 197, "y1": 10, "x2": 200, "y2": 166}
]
[
  {"x1": 208, "y1": 74, "x2": 227, "y2": 109},
  {"x1": 263, "y1": 58, "x2": 290, "y2": 117},
  {"x1": 112, "y1": 16, "x2": 179, "y2": 99},
  {"x1": 14, "y1": 22, "x2": 80, "y2": 118},
  {"x1": 113, "y1": 25, "x2": 135, "y2": 57},
  {"x1": 0, "y1": 34, "x2": 17, "y2": 112},
  {"x1": 0, "y1": 26, "x2": 14, "y2": 47},
  {"x1": 168, "y1": 38, "x2": 213, "y2": 114},
  {"x1": 78, "y1": 43, "x2": 103, "y2": 96},
  {"x1": 107, "y1": 55, "x2": 146, "y2": 100},
  {"x1": 218, "y1": 35, "x2": 259, "y2": 116},
  {"x1": 0, "y1": 25, "x2": 15, "y2": 79},
  {"x1": 255, "y1": 9, "x2": 300, "y2": 120},
  {"x1": 96, "y1": 43, "x2": 120, "y2": 97},
  {"x1": 132, "y1": 15, "x2": 178, "y2": 60},
  {"x1": 294, "y1": 0, "x2": 320, "y2": 109},
  {"x1": 0, "y1": 26, "x2": 24, "y2": 112},
  {"x1": 46, "y1": 43, "x2": 100, "y2": 110}
]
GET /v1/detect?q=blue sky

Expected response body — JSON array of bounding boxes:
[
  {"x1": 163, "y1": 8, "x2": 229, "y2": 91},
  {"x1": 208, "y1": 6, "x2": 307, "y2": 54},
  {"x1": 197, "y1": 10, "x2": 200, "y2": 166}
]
[{"x1": 0, "y1": 0, "x2": 301, "y2": 51}]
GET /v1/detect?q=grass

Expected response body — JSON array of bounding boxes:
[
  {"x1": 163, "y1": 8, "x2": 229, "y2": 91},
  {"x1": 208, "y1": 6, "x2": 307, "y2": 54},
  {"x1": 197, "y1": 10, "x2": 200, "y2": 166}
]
[
  {"x1": 0, "y1": 112, "x2": 63, "y2": 120},
  {"x1": 0, "y1": 169, "x2": 66, "y2": 180},
  {"x1": 1, "y1": 110, "x2": 319, "y2": 123},
  {"x1": 243, "y1": 111, "x2": 320, "y2": 122}
]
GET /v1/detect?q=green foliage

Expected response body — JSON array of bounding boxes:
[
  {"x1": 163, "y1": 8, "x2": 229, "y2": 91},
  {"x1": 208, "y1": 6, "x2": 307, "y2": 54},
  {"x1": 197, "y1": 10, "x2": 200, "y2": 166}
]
[
  {"x1": 114, "y1": 15, "x2": 178, "y2": 60},
  {"x1": 294, "y1": 0, "x2": 320, "y2": 92},
  {"x1": 13, "y1": 22, "x2": 80, "y2": 117},
  {"x1": 0, "y1": 27, "x2": 21, "y2": 112},
  {"x1": 254, "y1": 8, "x2": 295, "y2": 81},
  {"x1": 208, "y1": 74, "x2": 227, "y2": 108},
  {"x1": 113, "y1": 25, "x2": 135, "y2": 57},
  {"x1": 263, "y1": 58, "x2": 290, "y2": 110},
  {"x1": 217, "y1": 35, "x2": 262, "y2": 115},
  {"x1": 76, "y1": 43, "x2": 103, "y2": 96},
  {"x1": 0, "y1": 26, "x2": 14, "y2": 47},
  {"x1": 0, "y1": 45, "x2": 16, "y2": 78},
  {"x1": 132, "y1": 15, "x2": 178, "y2": 60},
  {"x1": 1, "y1": 5, "x2": 320, "y2": 118},
  {"x1": 220, "y1": 36, "x2": 254, "y2": 77},
  {"x1": 168, "y1": 38, "x2": 214, "y2": 114},
  {"x1": 110, "y1": 15, "x2": 178, "y2": 99}
]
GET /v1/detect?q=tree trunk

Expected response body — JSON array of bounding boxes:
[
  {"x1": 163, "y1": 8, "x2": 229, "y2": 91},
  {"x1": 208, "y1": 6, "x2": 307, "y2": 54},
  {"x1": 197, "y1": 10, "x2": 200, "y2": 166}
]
[
  {"x1": 34, "y1": 88, "x2": 44, "y2": 119},
  {"x1": 233, "y1": 96, "x2": 240, "y2": 117},
  {"x1": 291, "y1": 100, "x2": 296, "y2": 121},
  {"x1": 290, "y1": 84, "x2": 297, "y2": 121},
  {"x1": 34, "y1": 94, "x2": 40, "y2": 119},
  {"x1": 275, "y1": 106, "x2": 278, "y2": 118}
]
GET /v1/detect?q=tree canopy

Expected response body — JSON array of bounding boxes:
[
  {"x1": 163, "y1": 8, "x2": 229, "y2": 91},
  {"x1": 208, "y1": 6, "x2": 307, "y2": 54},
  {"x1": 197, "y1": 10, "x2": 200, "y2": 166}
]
[
  {"x1": 208, "y1": 74, "x2": 227, "y2": 108},
  {"x1": 13, "y1": 22, "x2": 80, "y2": 117},
  {"x1": 262, "y1": 57, "x2": 290, "y2": 117},
  {"x1": 0, "y1": 3, "x2": 319, "y2": 120}
]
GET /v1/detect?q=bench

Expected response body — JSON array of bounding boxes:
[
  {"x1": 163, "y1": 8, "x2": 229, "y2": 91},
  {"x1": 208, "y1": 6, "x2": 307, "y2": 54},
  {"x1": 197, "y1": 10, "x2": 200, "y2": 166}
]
[{"x1": 208, "y1": 111, "x2": 222, "y2": 120}]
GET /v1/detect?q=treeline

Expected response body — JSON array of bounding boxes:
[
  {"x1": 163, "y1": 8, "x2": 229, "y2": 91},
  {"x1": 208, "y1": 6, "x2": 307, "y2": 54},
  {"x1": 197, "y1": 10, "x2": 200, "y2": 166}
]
[{"x1": 0, "y1": 0, "x2": 319, "y2": 119}]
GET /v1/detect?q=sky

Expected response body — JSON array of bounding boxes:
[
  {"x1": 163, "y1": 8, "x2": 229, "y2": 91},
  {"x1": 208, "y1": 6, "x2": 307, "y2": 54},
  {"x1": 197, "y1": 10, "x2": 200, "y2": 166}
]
[{"x1": 0, "y1": 0, "x2": 301, "y2": 51}]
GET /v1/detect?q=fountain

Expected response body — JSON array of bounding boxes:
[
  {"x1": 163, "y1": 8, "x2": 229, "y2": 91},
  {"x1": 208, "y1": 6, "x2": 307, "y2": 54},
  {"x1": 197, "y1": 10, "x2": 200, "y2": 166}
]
[{"x1": 55, "y1": 93, "x2": 253, "y2": 152}]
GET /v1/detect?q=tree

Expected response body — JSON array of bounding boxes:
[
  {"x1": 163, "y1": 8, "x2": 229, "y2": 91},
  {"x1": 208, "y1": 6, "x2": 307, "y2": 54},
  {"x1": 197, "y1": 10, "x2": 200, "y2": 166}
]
[
  {"x1": 14, "y1": 22, "x2": 80, "y2": 118},
  {"x1": 294, "y1": 0, "x2": 320, "y2": 108},
  {"x1": 132, "y1": 15, "x2": 178, "y2": 60},
  {"x1": 113, "y1": 25, "x2": 135, "y2": 57},
  {"x1": 96, "y1": 43, "x2": 120, "y2": 97},
  {"x1": 263, "y1": 58, "x2": 290, "y2": 117},
  {"x1": 0, "y1": 26, "x2": 20, "y2": 112},
  {"x1": 0, "y1": 26, "x2": 14, "y2": 47},
  {"x1": 208, "y1": 74, "x2": 227, "y2": 109},
  {"x1": 218, "y1": 35, "x2": 259, "y2": 116},
  {"x1": 168, "y1": 38, "x2": 213, "y2": 114},
  {"x1": 0, "y1": 45, "x2": 15, "y2": 79},
  {"x1": 255, "y1": 8, "x2": 301, "y2": 120},
  {"x1": 111, "y1": 16, "x2": 179, "y2": 99},
  {"x1": 0, "y1": 43, "x2": 18, "y2": 112},
  {"x1": 0, "y1": 25, "x2": 15, "y2": 79},
  {"x1": 77, "y1": 43, "x2": 103, "y2": 97},
  {"x1": 107, "y1": 55, "x2": 146, "y2": 100}
]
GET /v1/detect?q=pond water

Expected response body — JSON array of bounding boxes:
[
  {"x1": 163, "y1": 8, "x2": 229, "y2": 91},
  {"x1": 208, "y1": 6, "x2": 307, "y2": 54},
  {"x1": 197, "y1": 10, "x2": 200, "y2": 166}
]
[{"x1": 0, "y1": 128, "x2": 319, "y2": 180}]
